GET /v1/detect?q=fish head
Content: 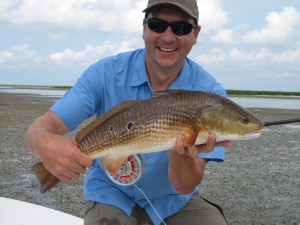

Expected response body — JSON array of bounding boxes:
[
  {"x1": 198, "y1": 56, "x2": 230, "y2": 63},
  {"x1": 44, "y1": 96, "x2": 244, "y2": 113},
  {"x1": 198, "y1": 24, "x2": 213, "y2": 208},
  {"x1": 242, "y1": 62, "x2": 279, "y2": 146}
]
[{"x1": 197, "y1": 99, "x2": 264, "y2": 141}]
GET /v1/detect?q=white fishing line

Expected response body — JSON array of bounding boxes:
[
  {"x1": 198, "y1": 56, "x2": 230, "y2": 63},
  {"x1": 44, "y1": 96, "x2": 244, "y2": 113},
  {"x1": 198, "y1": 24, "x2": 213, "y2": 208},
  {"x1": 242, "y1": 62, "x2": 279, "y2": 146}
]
[{"x1": 134, "y1": 184, "x2": 167, "y2": 225}]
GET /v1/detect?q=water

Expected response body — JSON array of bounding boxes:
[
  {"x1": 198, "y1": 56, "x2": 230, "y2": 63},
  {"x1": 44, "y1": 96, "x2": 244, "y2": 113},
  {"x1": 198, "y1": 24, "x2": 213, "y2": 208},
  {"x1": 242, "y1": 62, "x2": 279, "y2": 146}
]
[
  {"x1": 1, "y1": 87, "x2": 300, "y2": 109},
  {"x1": 228, "y1": 96, "x2": 300, "y2": 110},
  {"x1": 0, "y1": 87, "x2": 66, "y2": 97}
]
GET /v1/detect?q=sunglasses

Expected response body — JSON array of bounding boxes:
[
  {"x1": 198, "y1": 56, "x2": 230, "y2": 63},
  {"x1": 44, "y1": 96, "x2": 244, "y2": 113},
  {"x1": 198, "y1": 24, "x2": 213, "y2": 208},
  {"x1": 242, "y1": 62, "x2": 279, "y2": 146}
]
[{"x1": 144, "y1": 18, "x2": 198, "y2": 36}]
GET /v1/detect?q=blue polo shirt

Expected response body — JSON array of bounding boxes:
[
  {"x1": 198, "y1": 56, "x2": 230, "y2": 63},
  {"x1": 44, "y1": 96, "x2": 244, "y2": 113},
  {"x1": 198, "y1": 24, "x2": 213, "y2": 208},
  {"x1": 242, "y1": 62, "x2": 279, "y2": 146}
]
[{"x1": 51, "y1": 48, "x2": 226, "y2": 225}]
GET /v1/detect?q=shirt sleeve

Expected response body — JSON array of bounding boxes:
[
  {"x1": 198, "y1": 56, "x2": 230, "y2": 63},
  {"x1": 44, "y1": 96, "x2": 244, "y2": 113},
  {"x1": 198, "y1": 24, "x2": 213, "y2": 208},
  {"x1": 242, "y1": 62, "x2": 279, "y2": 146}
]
[
  {"x1": 199, "y1": 147, "x2": 225, "y2": 162},
  {"x1": 50, "y1": 64, "x2": 100, "y2": 131}
]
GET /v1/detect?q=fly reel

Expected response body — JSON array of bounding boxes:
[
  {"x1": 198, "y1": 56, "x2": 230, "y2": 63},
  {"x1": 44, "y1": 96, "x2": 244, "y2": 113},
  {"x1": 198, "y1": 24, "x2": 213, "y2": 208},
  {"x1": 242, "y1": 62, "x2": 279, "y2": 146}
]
[{"x1": 106, "y1": 154, "x2": 145, "y2": 186}]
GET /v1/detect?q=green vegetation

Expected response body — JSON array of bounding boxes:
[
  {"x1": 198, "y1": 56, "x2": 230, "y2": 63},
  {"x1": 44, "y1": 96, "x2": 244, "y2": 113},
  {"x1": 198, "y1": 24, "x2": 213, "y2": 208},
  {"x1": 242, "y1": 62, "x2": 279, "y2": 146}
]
[
  {"x1": 227, "y1": 90, "x2": 300, "y2": 96},
  {"x1": 50, "y1": 86, "x2": 72, "y2": 89}
]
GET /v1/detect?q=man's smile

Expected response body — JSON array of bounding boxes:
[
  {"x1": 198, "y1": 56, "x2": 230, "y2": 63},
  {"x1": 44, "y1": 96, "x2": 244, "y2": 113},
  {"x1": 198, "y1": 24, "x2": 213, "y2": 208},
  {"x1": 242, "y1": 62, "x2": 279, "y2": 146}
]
[{"x1": 158, "y1": 46, "x2": 177, "y2": 52}]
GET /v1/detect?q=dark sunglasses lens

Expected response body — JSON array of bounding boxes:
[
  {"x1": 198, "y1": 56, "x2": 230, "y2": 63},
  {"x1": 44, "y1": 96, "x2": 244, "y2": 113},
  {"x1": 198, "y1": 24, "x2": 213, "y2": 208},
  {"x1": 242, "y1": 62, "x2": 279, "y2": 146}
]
[
  {"x1": 171, "y1": 22, "x2": 193, "y2": 35},
  {"x1": 147, "y1": 19, "x2": 168, "y2": 33},
  {"x1": 146, "y1": 18, "x2": 195, "y2": 36}
]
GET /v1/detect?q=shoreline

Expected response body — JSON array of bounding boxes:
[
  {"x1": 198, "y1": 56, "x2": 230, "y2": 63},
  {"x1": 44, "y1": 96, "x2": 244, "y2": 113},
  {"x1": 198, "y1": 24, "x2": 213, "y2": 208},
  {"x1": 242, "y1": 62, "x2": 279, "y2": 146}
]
[
  {"x1": 1, "y1": 84, "x2": 300, "y2": 99},
  {"x1": 0, "y1": 92, "x2": 299, "y2": 225}
]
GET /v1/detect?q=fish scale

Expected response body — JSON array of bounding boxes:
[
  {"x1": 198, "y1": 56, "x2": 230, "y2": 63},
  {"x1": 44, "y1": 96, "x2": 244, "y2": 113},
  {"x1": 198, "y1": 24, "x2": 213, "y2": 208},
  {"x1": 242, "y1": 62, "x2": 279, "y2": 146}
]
[{"x1": 79, "y1": 94, "x2": 212, "y2": 159}]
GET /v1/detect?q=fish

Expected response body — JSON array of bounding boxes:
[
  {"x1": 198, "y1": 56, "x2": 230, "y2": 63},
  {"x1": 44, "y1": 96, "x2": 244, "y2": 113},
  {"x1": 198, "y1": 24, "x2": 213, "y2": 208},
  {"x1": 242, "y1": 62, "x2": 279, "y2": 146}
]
[{"x1": 33, "y1": 90, "x2": 265, "y2": 193}]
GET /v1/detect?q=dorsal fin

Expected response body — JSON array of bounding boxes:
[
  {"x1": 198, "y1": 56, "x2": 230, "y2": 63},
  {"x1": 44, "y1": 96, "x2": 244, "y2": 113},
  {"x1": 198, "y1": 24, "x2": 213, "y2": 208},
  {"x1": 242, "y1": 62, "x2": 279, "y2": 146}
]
[
  {"x1": 152, "y1": 89, "x2": 183, "y2": 98},
  {"x1": 75, "y1": 100, "x2": 137, "y2": 142}
]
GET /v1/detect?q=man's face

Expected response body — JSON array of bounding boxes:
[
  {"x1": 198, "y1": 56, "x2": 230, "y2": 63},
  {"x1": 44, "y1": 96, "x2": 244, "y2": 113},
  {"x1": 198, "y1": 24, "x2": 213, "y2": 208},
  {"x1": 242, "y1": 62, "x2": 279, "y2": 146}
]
[{"x1": 143, "y1": 5, "x2": 201, "y2": 72}]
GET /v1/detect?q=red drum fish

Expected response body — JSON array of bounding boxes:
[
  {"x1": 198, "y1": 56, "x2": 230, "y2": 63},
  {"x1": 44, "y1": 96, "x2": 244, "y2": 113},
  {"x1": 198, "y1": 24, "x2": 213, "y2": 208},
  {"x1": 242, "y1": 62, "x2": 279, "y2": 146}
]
[{"x1": 33, "y1": 90, "x2": 266, "y2": 193}]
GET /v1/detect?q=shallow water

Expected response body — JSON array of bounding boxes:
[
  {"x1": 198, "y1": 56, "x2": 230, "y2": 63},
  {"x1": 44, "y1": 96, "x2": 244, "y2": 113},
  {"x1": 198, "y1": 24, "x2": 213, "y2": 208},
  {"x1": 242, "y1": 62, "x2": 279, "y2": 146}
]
[
  {"x1": 0, "y1": 87, "x2": 66, "y2": 97},
  {"x1": 1, "y1": 87, "x2": 300, "y2": 109},
  {"x1": 0, "y1": 92, "x2": 299, "y2": 225},
  {"x1": 229, "y1": 96, "x2": 300, "y2": 110}
]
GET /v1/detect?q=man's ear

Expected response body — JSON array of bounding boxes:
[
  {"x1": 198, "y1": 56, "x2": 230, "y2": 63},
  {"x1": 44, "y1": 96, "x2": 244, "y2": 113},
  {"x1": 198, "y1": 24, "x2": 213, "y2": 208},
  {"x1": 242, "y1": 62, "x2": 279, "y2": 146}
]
[
  {"x1": 193, "y1": 25, "x2": 201, "y2": 44},
  {"x1": 142, "y1": 20, "x2": 146, "y2": 40}
]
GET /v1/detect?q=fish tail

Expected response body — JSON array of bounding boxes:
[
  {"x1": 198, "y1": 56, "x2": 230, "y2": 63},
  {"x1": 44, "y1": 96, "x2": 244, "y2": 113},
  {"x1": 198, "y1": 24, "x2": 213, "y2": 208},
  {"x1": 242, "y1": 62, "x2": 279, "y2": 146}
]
[{"x1": 32, "y1": 162, "x2": 60, "y2": 193}]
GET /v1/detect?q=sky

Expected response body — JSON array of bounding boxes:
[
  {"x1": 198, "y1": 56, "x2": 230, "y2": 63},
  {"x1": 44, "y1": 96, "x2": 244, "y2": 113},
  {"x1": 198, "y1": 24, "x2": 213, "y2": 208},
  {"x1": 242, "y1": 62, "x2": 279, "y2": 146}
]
[{"x1": 0, "y1": 0, "x2": 300, "y2": 91}]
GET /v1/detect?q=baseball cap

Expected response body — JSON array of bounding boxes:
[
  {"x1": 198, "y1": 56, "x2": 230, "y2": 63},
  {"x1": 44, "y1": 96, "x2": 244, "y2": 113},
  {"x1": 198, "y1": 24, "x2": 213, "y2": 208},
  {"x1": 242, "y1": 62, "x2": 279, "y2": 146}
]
[{"x1": 142, "y1": 0, "x2": 199, "y2": 21}]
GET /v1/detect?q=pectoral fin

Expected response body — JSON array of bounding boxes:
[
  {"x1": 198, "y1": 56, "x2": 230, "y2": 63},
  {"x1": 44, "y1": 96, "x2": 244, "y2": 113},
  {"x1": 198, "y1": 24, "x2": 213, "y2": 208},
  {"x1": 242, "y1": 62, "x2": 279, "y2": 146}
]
[
  {"x1": 101, "y1": 155, "x2": 129, "y2": 174},
  {"x1": 183, "y1": 126, "x2": 200, "y2": 147}
]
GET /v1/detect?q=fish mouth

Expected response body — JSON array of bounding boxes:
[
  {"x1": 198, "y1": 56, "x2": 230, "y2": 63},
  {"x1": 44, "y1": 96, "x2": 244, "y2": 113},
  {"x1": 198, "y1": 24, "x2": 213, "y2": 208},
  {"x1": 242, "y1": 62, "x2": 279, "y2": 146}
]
[
  {"x1": 233, "y1": 131, "x2": 261, "y2": 141},
  {"x1": 216, "y1": 131, "x2": 261, "y2": 142}
]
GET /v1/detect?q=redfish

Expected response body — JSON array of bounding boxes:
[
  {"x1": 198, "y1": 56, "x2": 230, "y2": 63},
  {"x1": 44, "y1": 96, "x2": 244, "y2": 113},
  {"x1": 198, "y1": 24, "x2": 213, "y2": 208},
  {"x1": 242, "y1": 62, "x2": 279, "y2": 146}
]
[{"x1": 33, "y1": 90, "x2": 266, "y2": 192}]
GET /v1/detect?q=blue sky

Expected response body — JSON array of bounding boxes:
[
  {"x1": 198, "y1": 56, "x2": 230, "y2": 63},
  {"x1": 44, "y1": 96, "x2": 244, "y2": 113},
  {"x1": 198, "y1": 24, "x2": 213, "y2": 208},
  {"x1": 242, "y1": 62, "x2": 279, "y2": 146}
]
[{"x1": 1, "y1": 0, "x2": 300, "y2": 91}]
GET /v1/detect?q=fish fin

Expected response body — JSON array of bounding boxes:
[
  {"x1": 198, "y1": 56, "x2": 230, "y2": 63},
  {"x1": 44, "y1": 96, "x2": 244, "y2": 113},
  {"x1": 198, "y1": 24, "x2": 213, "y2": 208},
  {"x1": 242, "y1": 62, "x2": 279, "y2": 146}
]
[
  {"x1": 32, "y1": 162, "x2": 60, "y2": 193},
  {"x1": 76, "y1": 100, "x2": 137, "y2": 142},
  {"x1": 101, "y1": 155, "x2": 129, "y2": 174},
  {"x1": 152, "y1": 89, "x2": 183, "y2": 98},
  {"x1": 183, "y1": 126, "x2": 200, "y2": 147}
]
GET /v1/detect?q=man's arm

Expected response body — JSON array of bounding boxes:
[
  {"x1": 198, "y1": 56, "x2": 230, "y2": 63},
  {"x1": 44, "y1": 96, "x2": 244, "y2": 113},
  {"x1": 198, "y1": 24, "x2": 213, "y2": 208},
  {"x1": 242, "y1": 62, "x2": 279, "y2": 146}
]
[
  {"x1": 168, "y1": 133, "x2": 232, "y2": 194},
  {"x1": 26, "y1": 111, "x2": 93, "y2": 182}
]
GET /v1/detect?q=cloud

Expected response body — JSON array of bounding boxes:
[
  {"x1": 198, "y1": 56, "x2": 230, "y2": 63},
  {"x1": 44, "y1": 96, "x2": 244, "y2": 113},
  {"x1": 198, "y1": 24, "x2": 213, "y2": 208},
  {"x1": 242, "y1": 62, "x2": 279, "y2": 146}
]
[
  {"x1": 229, "y1": 48, "x2": 272, "y2": 61},
  {"x1": 0, "y1": 44, "x2": 41, "y2": 65},
  {"x1": 196, "y1": 47, "x2": 274, "y2": 65},
  {"x1": 48, "y1": 39, "x2": 140, "y2": 66},
  {"x1": 0, "y1": 0, "x2": 228, "y2": 33},
  {"x1": 196, "y1": 48, "x2": 226, "y2": 64},
  {"x1": 0, "y1": 0, "x2": 145, "y2": 33},
  {"x1": 0, "y1": 50, "x2": 14, "y2": 64},
  {"x1": 242, "y1": 7, "x2": 300, "y2": 45},
  {"x1": 0, "y1": 39, "x2": 140, "y2": 68},
  {"x1": 211, "y1": 29, "x2": 236, "y2": 44},
  {"x1": 273, "y1": 44, "x2": 300, "y2": 63},
  {"x1": 49, "y1": 33, "x2": 67, "y2": 41},
  {"x1": 197, "y1": 0, "x2": 228, "y2": 31},
  {"x1": 49, "y1": 40, "x2": 117, "y2": 66}
]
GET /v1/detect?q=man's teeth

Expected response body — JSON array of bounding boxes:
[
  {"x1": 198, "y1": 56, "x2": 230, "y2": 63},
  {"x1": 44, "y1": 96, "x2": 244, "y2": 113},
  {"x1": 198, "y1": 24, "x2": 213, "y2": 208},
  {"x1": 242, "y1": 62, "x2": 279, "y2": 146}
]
[{"x1": 160, "y1": 47, "x2": 175, "y2": 52}]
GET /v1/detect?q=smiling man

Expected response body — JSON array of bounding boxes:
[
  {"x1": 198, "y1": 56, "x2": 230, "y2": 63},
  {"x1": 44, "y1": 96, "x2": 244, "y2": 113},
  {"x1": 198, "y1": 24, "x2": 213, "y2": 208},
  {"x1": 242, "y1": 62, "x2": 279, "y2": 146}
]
[
  {"x1": 143, "y1": 3, "x2": 201, "y2": 92},
  {"x1": 26, "y1": 0, "x2": 232, "y2": 225}
]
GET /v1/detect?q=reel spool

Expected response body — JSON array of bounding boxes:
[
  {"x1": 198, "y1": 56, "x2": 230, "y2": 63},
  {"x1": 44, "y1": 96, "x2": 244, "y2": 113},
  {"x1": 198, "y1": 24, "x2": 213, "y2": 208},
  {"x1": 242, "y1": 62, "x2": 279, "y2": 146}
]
[{"x1": 106, "y1": 154, "x2": 145, "y2": 186}]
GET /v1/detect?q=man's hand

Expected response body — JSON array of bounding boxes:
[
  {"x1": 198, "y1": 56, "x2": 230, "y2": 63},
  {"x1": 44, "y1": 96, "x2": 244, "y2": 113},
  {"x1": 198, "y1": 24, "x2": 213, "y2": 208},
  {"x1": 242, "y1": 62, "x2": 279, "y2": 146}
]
[
  {"x1": 26, "y1": 111, "x2": 93, "y2": 182},
  {"x1": 168, "y1": 133, "x2": 233, "y2": 194},
  {"x1": 38, "y1": 133, "x2": 93, "y2": 182},
  {"x1": 174, "y1": 133, "x2": 233, "y2": 158}
]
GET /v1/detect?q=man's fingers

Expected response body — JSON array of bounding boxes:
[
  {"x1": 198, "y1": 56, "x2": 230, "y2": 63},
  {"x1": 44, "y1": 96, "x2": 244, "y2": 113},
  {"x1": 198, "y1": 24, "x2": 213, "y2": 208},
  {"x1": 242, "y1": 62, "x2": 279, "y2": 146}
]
[
  {"x1": 206, "y1": 133, "x2": 217, "y2": 152},
  {"x1": 215, "y1": 140, "x2": 233, "y2": 148},
  {"x1": 51, "y1": 165, "x2": 80, "y2": 182},
  {"x1": 172, "y1": 132, "x2": 233, "y2": 158},
  {"x1": 174, "y1": 133, "x2": 186, "y2": 155},
  {"x1": 187, "y1": 146, "x2": 199, "y2": 158},
  {"x1": 74, "y1": 146, "x2": 93, "y2": 168}
]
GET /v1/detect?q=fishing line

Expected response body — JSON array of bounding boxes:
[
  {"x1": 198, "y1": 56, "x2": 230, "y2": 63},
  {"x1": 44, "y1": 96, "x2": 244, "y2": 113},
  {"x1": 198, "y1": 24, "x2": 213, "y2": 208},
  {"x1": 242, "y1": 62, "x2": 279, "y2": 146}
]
[
  {"x1": 134, "y1": 184, "x2": 167, "y2": 225},
  {"x1": 264, "y1": 118, "x2": 300, "y2": 126}
]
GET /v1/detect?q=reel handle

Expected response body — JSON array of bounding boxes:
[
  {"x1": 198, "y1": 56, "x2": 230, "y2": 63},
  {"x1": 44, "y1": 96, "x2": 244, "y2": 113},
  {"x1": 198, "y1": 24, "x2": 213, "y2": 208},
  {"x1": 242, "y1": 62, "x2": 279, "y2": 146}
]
[{"x1": 106, "y1": 154, "x2": 145, "y2": 186}]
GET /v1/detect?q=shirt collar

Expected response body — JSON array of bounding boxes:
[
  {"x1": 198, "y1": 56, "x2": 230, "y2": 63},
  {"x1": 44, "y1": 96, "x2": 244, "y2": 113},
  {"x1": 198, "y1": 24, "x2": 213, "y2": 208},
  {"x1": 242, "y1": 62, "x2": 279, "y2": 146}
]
[
  {"x1": 131, "y1": 48, "x2": 149, "y2": 87},
  {"x1": 131, "y1": 48, "x2": 190, "y2": 89},
  {"x1": 169, "y1": 61, "x2": 190, "y2": 90}
]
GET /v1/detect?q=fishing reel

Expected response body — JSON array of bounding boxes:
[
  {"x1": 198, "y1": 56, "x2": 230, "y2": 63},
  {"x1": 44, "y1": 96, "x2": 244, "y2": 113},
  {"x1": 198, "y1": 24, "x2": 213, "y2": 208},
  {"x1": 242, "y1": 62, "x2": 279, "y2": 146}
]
[{"x1": 106, "y1": 154, "x2": 145, "y2": 186}]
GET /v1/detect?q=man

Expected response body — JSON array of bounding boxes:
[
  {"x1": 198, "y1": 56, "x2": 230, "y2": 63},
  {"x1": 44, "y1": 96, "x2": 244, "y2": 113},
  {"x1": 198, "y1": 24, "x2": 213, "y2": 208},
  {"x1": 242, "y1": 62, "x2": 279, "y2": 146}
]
[{"x1": 26, "y1": 0, "x2": 232, "y2": 224}]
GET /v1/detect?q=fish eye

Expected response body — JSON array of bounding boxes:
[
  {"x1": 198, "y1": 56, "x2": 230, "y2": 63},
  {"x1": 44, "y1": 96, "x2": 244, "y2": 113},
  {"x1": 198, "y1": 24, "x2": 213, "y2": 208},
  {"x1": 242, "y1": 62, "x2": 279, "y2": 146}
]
[
  {"x1": 127, "y1": 122, "x2": 134, "y2": 130},
  {"x1": 242, "y1": 117, "x2": 250, "y2": 124}
]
